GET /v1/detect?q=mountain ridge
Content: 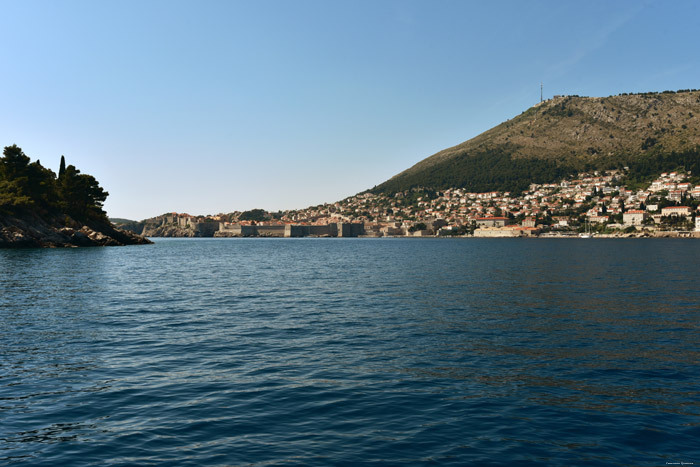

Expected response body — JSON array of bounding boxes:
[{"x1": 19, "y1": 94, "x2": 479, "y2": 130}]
[{"x1": 372, "y1": 89, "x2": 700, "y2": 194}]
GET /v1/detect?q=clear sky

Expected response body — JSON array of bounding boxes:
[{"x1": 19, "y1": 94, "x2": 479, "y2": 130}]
[{"x1": 1, "y1": 0, "x2": 698, "y2": 220}]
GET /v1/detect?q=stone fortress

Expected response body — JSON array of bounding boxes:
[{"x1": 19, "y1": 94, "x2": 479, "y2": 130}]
[
  {"x1": 139, "y1": 213, "x2": 366, "y2": 238},
  {"x1": 215, "y1": 222, "x2": 365, "y2": 238}
]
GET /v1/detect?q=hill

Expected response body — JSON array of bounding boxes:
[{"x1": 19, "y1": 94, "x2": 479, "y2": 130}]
[
  {"x1": 372, "y1": 90, "x2": 700, "y2": 194},
  {"x1": 0, "y1": 145, "x2": 151, "y2": 248},
  {"x1": 109, "y1": 217, "x2": 137, "y2": 225}
]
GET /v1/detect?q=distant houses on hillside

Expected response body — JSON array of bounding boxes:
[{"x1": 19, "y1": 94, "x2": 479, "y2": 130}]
[{"x1": 130, "y1": 169, "x2": 700, "y2": 238}]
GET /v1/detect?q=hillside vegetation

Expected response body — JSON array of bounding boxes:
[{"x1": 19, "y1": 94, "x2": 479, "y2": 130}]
[
  {"x1": 0, "y1": 145, "x2": 150, "y2": 247},
  {"x1": 372, "y1": 90, "x2": 700, "y2": 194}
]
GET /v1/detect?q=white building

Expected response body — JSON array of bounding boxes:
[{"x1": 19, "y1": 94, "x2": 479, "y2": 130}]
[
  {"x1": 623, "y1": 210, "x2": 647, "y2": 226},
  {"x1": 588, "y1": 215, "x2": 609, "y2": 224},
  {"x1": 661, "y1": 206, "x2": 692, "y2": 217}
]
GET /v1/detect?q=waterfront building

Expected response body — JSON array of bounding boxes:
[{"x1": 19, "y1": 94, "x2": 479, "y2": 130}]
[
  {"x1": 522, "y1": 217, "x2": 536, "y2": 228},
  {"x1": 661, "y1": 206, "x2": 692, "y2": 217},
  {"x1": 623, "y1": 210, "x2": 648, "y2": 226},
  {"x1": 475, "y1": 217, "x2": 510, "y2": 228},
  {"x1": 587, "y1": 214, "x2": 609, "y2": 224}
]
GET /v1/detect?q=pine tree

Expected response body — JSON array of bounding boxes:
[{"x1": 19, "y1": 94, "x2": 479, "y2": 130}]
[{"x1": 0, "y1": 145, "x2": 34, "y2": 209}]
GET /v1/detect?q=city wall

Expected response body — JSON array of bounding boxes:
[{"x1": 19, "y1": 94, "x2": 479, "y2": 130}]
[
  {"x1": 215, "y1": 222, "x2": 364, "y2": 238},
  {"x1": 193, "y1": 222, "x2": 220, "y2": 237}
]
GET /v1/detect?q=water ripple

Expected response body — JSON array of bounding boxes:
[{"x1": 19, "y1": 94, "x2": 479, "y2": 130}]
[{"x1": 1, "y1": 238, "x2": 699, "y2": 465}]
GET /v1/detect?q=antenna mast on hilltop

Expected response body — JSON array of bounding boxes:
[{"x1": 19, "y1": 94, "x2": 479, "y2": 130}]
[{"x1": 541, "y1": 82, "x2": 543, "y2": 103}]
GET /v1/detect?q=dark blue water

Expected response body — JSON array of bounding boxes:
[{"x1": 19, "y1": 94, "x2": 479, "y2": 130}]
[{"x1": 1, "y1": 238, "x2": 699, "y2": 466}]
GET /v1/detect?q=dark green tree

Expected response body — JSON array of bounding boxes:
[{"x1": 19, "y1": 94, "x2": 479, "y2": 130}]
[
  {"x1": 1, "y1": 145, "x2": 109, "y2": 222},
  {"x1": 26, "y1": 160, "x2": 58, "y2": 209},
  {"x1": 408, "y1": 222, "x2": 427, "y2": 233},
  {"x1": 238, "y1": 209, "x2": 268, "y2": 222},
  {"x1": 0, "y1": 145, "x2": 34, "y2": 210},
  {"x1": 1, "y1": 145, "x2": 31, "y2": 179},
  {"x1": 58, "y1": 165, "x2": 109, "y2": 220},
  {"x1": 59, "y1": 155, "x2": 66, "y2": 179}
]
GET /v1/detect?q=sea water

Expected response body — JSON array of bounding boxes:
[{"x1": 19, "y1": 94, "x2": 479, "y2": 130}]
[{"x1": 1, "y1": 238, "x2": 699, "y2": 465}]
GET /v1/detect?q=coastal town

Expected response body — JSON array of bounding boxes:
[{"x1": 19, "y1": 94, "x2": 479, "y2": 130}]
[{"x1": 133, "y1": 169, "x2": 700, "y2": 238}]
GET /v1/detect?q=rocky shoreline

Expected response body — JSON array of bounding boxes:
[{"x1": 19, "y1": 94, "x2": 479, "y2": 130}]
[
  {"x1": 538, "y1": 230, "x2": 700, "y2": 239},
  {"x1": 0, "y1": 213, "x2": 152, "y2": 248},
  {"x1": 140, "y1": 224, "x2": 197, "y2": 237}
]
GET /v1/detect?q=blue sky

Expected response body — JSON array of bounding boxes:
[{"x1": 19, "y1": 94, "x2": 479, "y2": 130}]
[{"x1": 1, "y1": 0, "x2": 698, "y2": 220}]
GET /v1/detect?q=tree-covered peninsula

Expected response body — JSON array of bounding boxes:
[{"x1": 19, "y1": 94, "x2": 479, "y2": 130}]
[{"x1": 0, "y1": 145, "x2": 150, "y2": 247}]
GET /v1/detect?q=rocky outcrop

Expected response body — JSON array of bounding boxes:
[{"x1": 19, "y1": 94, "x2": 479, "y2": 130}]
[
  {"x1": 140, "y1": 224, "x2": 197, "y2": 237},
  {"x1": 139, "y1": 221, "x2": 219, "y2": 237},
  {"x1": 551, "y1": 230, "x2": 700, "y2": 239},
  {"x1": 0, "y1": 213, "x2": 152, "y2": 248}
]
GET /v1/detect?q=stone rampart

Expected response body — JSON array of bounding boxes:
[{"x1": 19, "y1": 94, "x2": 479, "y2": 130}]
[
  {"x1": 193, "y1": 222, "x2": 219, "y2": 237},
  {"x1": 338, "y1": 223, "x2": 364, "y2": 237},
  {"x1": 256, "y1": 225, "x2": 286, "y2": 237},
  {"x1": 215, "y1": 222, "x2": 364, "y2": 238}
]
